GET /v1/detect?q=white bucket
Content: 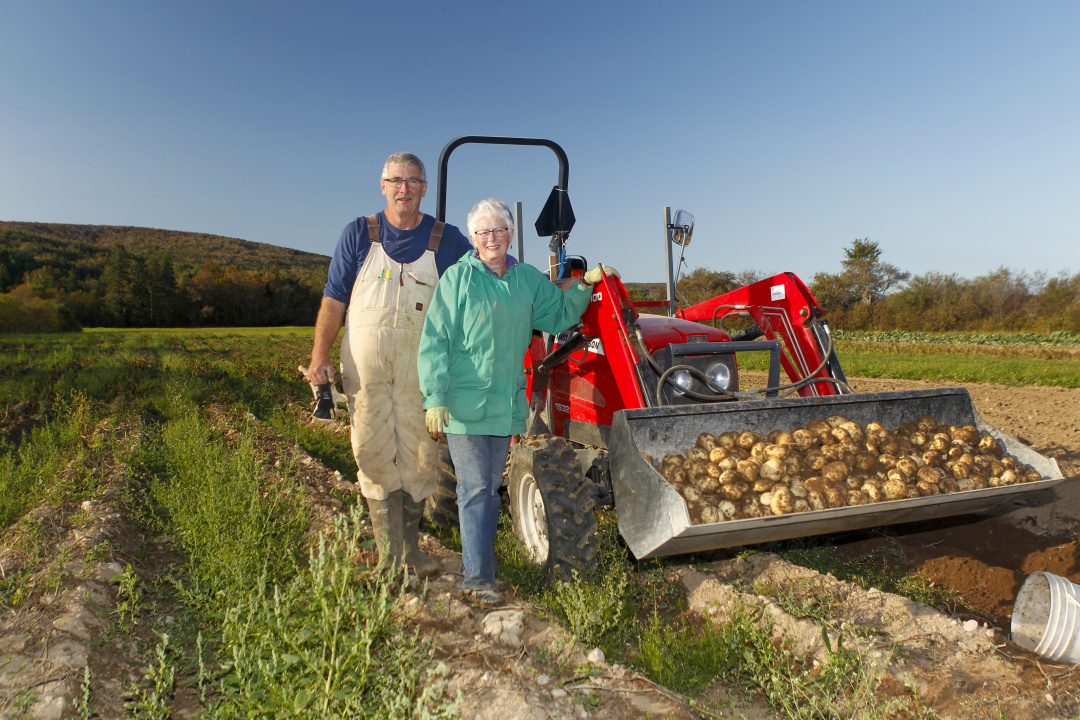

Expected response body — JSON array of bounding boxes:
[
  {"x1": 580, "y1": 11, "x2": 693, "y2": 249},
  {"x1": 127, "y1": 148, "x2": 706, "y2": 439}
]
[{"x1": 1011, "y1": 571, "x2": 1080, "y2": 665}]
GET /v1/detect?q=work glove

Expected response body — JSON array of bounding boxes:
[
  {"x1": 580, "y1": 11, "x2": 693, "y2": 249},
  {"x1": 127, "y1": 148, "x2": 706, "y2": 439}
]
[
  {"x1": 425, "y1": 406, "x2": 449, "y2": 440},
  {"x1": 583, "y1": 264, "x2": 620, "y2": 285}
]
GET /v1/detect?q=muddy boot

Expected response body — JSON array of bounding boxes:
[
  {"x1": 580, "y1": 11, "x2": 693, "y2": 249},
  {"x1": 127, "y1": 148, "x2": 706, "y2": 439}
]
[
  {"x1": 402, "y1": 494, "x2": 442, "y2": 579},
  {"x1": 366, "y1": 491, "x2": 404, "y2": 572}
]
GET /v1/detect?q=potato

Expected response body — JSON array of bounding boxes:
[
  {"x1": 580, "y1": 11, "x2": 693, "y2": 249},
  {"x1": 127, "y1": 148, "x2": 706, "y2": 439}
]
[
  {"x1": 737, "y1": 431, "x2": 760, "y2": 449},
  {"x1": 770, "y1": 486, "x2": 795, "y2": 515},
  {"x1": 821, "y1": 461, "x2": 850, "y2": 484},
  {"x1": 883, "y1": 477, "x2": 907, "y2": 500},
  {"x1": 698, "y1": 474, "x2": 720, "y2": 494},
  {"x1": 760, "y1": 458, "x2": 784, "y2": 482},
  {"x1": 718, "y1": 500, "x2": 742, "y2": 520},
  {"x1": 823, "y1": 486, "x2": 847, "y2": 508},
  {"x1": 839, "y1": 421, "x2": 865, "y2": 443},
  {"x1": 978, "y1": 435, "x2": 1003, "y2": 458},
  {"x1": 671, "y1": 413, "x2": 1041, "y2": 521},
  {"x1": 792, "y1": 427, "x2": 815, "y2": 452},
  {"x1": 737, "y1": 459, "x2": 761, "y2": 482}
]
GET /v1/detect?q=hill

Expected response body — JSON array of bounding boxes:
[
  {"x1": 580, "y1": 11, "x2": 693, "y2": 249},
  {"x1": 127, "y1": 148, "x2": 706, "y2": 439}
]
[
  {"x1": 0, "y1": 221, "x2": 330, "y2": 331},
  {"x1": 0, "y1": 221, "x2": 330, "y2": 279}
]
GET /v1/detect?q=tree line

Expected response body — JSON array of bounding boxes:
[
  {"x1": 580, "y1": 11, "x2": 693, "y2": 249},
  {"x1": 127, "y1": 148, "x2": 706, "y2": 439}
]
[
  {"x1": 635, "y1": 239, "x2": 1080, "y2": 334},
  {"x1": 1, "y1": 240, "x2": 324, "y2": 333}
]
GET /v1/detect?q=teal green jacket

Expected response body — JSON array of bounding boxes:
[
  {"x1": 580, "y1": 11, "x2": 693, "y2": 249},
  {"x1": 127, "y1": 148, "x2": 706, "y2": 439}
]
[{"x1": 418, "y1": 252, "x2": 592, "y2": 436}]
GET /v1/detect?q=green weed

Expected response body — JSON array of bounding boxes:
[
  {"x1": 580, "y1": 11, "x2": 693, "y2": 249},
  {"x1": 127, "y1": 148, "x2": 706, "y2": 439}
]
[
  {"x1": 133, "y1": 406, "x2": 306, "y2": 612},
  {"x1": 124, "y1": 632, "x2": 175, "y2": 720},
  {"x1": 11, "y1": 688, "x2": 37, "y2": 719},
  {"x1": 0, "y1": 391, "x2": 97, "y2": 529},
  {"x1": 111, "y1": 564, "x2": 144, "y2": 635},
  {"x1": 545, "y1": 564, "x2": 629, "y2": 647},
  {"x1": 633, "y1": 610, "x2": 738, "y2": 694},
  {"x1": 755, "y1": 578, "x2": 843, "y2": 628},
  {"x1": 212, "y1": 507, "x2": 458, "y2": 719},
  {"x1": 74, "y1": 665, "x2": 95, "y2": 720}
]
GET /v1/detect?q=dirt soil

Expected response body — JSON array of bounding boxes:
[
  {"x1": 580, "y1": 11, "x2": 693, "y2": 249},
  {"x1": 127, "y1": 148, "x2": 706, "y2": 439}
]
[
  {"x1": 837, "y1": 376, "x2": 1080, "y2": 630},
  {"x1": 2, "y1": 378, "x2": 1079, "y2": 720}
]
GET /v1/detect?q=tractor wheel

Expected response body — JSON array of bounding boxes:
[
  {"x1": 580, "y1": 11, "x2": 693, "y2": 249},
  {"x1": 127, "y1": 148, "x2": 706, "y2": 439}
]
[
  {"x1": 508, "y1": 435, "x2": 598, "y2": 578},
  {"x1": 425, "y1": 438, "x2": 459, "y2": 529}
]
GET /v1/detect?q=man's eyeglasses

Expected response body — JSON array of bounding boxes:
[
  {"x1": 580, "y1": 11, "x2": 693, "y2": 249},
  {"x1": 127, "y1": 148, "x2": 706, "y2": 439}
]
[
  {"x1": 383, "y1": 177, "x2": 424, "y2": 188},
  {"x1": 473, "y1": 227, "x2": 510, "y2": 239}
]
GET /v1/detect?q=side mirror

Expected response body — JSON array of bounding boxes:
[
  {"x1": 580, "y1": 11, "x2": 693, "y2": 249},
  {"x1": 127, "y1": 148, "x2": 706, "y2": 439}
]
[{"x1": 670, "y1": 209, "x2": 695, "y2": 246}]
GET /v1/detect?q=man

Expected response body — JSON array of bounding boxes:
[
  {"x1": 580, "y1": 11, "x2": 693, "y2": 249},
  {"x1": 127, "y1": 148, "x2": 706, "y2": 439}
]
[{"x1": 303, "y1": 152, "x2": 472, "y2": 577}]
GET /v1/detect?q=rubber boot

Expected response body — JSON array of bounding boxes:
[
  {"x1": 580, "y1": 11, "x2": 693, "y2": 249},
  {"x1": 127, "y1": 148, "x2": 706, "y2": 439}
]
[
  {"x1": 366, "y1": 491, "x2": 404, "y2": 572},
  {"x1": 402, "y1": 495, "x2": 442, "y2": 579}
]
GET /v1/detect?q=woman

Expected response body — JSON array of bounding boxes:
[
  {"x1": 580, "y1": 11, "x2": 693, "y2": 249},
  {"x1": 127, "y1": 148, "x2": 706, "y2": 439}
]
[{"x1": 417, "y1": 198, "x2": 618, "y2": 604}]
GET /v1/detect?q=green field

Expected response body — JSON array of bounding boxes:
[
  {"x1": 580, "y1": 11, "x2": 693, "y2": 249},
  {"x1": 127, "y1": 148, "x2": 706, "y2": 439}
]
[{"x1": 734, "y1": 337, "x2": 1080, "y2": 388}]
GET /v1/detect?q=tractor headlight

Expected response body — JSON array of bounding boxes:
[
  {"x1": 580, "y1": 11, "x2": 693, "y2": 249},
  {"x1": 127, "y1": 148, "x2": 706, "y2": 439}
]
[
  {"x1": 705, "y1": 362, "x2": 732, "y2": 391},
  {"x1": 671, "y1": 369, "x2": 693, "y2": 396}
]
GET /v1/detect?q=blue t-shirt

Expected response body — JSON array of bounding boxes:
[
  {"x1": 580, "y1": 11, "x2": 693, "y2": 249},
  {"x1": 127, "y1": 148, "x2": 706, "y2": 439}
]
[{"x1": 323, "y1": 212, "x2": 473, "y2": 305}]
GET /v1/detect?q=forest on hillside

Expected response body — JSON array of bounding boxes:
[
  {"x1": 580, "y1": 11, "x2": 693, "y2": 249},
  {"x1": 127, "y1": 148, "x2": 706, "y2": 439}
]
[{"x1": 0, "y1": 222, "x2": 329, "y2": 332}]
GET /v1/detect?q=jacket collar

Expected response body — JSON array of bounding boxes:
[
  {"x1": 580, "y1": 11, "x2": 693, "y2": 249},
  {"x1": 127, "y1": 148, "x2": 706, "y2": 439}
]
[{"x1": 463, "y1": 250, "x2": 518, "y2": 278}]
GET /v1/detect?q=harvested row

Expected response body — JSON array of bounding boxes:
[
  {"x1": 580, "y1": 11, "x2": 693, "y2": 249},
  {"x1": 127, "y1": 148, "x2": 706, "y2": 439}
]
[{"x1": 644, "y1": 414, "x2": 1043, "y2": 525}]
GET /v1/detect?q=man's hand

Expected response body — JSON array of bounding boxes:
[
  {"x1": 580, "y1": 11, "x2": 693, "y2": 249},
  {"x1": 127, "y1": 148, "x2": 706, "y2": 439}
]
[
  {"x1": 583, "y1": 264, "x2": 620, "y2": 285},
  {"x1": 425, "y1": 406, "x2": 449, "y2": 440},
  {"x1": 300, "y1": 363, "x2": 335, "y2": 386}
]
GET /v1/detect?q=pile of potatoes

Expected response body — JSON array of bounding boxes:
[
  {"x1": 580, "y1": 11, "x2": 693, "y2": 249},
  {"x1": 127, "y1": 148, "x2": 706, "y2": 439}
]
[{"x1": 644, "y1": 414, "x2": 1044, "y2": 525}]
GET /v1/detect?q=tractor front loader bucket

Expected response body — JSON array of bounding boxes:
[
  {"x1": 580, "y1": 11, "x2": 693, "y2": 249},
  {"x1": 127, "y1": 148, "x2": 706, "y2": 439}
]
[{"x1": 607, "y1": 387, "x2": 1064, "y2": 559}]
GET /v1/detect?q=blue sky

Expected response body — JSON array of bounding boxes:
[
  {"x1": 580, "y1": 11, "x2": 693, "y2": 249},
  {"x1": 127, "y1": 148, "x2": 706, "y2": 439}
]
[{"x1": 2, "y1": 1, "x2": 1078, "y2": 284}]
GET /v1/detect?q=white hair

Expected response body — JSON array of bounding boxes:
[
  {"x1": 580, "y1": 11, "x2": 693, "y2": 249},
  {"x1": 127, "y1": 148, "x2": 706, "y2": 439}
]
[
  {"x1": 466, "y1": 198, "x2": 514, "y2": 235},
  {"x1": 381, "y1": 152, "x2": 426, "y2": 182}
]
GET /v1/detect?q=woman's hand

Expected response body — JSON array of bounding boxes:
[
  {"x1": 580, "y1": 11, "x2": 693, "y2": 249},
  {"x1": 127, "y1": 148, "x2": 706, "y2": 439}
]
[
  {"x1": 583, "y1": 264, "x2": 620, "y2": 285},
  {"x1": 425, "y1": 406, "x2": 449, "y2": 440}
]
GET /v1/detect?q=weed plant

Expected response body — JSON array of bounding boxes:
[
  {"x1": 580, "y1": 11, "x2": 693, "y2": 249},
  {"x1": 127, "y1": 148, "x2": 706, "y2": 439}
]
[
  {"x1": 213, "y1": 507, "x2": 458, "y2": 719},
  {"x1": 0, "y1": 392, "x2": 97, "y2": 529},
  {"x1": 133, "y1": 404, "x2": 307, "y2": 612},
  {"x1": 124, "y1": 632, "x2": 176, "y2": 720}
]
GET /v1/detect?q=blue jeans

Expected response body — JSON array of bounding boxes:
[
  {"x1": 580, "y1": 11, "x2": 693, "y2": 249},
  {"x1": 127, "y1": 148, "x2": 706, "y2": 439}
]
[{"x1": 446, "y1": 433, "x2": 512, "y2": 591}]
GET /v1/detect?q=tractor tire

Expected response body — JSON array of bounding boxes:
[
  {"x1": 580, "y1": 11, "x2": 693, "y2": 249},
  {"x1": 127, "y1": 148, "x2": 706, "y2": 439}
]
[
  {"x1": 425, "y1": 438, "x2": 459, "y2": 529},
  {"x1": 508, "y1": 435, "x2": 598, "y2": 579}
]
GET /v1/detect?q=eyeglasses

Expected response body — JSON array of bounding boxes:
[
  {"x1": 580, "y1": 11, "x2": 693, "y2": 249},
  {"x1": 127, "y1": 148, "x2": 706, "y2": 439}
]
[
  {"x1": 473, "y1": 227, "x2": 510, "y2": 239},
  {"x1": 382, "y1": 177, "x2": 424, "y2": 188}
]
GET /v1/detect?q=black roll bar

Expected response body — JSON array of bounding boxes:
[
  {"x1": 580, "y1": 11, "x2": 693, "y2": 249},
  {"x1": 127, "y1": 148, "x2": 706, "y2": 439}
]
[{"x1": 435, "y1": 136, "x2": 569, "y2": 223}]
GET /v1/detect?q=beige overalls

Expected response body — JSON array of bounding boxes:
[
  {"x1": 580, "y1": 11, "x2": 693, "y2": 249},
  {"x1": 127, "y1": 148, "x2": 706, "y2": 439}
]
[{"x1": 340, "y1": 215, "x2": 444, "y2": 502}]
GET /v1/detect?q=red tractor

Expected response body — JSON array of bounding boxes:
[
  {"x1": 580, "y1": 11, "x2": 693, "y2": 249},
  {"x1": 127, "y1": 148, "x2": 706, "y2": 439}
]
[{"x1": 430, "y1": 136, "x2": 1062, "y2": 577}]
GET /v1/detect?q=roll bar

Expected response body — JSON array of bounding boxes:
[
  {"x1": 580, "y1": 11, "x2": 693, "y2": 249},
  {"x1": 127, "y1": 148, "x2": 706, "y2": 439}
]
[{"x1": 435, "y1": 135, "x2": 569, "y2": 225}]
